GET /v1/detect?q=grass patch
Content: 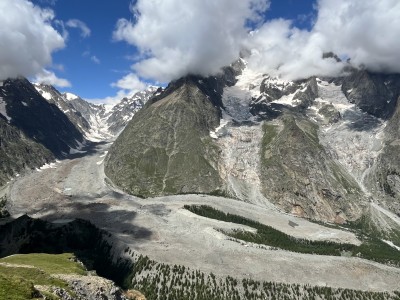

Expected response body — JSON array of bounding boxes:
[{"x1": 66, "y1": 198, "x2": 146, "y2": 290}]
[
  {"x1": 0, "y1": 274, "x2": 39, "y2": 300},
  {"x1": 184, "y1": 205, "x2": 400, "y2": 266},
  {"x1": 0, "y1": 253, "x2": 86, "y2": 275},
  {"x1": 0, "y1": 253, "x2": 86, "y2": 299}
]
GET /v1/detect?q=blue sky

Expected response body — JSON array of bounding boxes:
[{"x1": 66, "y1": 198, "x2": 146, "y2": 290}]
[{"x1": 29, "y1": 0, "x2": 316, "y2": 102}]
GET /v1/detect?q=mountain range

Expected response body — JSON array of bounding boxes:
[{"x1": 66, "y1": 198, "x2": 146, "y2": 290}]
[
  {"x1": 104, "y1": 59, "x2": 400, "y2": 223},
  {"x1": 0, "y1": 78, "x2": 157, "y2": 186},
  {"x1": 2, "y1": 59, "x2": 400, "y2": 224}
]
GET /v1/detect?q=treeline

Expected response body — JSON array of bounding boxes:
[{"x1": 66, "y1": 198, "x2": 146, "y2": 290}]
[
  {"x1": 125, "y1": 253, "x2": 400, "y2": 300},
  {"x1": 184, "y1": 205, "x2": 400, "y2": 266}
]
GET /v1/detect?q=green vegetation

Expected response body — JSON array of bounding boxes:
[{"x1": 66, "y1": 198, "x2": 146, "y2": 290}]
[
  {"x1": 184, "y1": 205, "x2": 354, "y2": 256},
  {"x1": 0, "y1": 274, "x2": 39, "y2": 300},
  {"x1": 184, "y1": 205, "x2": 400, "y2": 266},
  {"x1": 0, "y1": 195, "x2": 10, "y2": 218},
  {"x1": 124, "y1": 253, "x2": 400, "y2": 300},
  {"x1": 0, "y1": 253, "x2": 84, "y2": 299},
  {"x1": 0, "y1": 253, "x2": 86, "y2": 275},
  {"x1": 105, "y1": 81, "x2": 223, "y2": 198},
  {"x1": 261, "y1": 124, "x2": 278, "y2": 149}
]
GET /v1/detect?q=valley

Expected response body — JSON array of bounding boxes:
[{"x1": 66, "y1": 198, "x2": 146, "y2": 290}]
[
  {"x1": 1, "y1": 1, "x2": 400, "y2": 299},
  {"x1": 3, "y1": 136, "x2": 400, "y2": 293}
]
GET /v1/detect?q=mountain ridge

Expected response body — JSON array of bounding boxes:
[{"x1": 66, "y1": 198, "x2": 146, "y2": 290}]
[{"x1": 105, "y1": 62, "x2": 400, "y2": 222}]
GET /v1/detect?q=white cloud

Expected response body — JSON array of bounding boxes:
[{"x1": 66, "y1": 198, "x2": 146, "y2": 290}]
[
  {"x1": 111, "y1": 73, "x2": 147, "y2": 91},
  {"x1": 91, "y1": 55, "x2": 100, "y2": 64},
  {"x1": 66, "y1": 19, "x2": 91, "y2": 38},
  {"x1": 34, "y1": 69, "x2": 71, "y2": 87},
  {"x1": 114, "y1": 0, "x2": 400, "y2": 83},
  {"x1": 87, "y1": 89, "x2": 134, "y2": 106},
  {"x1": 247, "y1": 0, "x2": 400, "y2": 80},
  {"x1": 95, "y1": 73, "x2": 149, "y2": 105},
  {"x1": 113, "y1": 0, "x2": 270, "y2": 83},
  {"x1": 0, "y1": 0, "x2": 65, "y2": 81}
]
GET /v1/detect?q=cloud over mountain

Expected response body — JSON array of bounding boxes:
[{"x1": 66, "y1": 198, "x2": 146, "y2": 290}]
[
  {"x1": 0, "y1": 0, "x2": 65, "y2": 81},
  {"x1": 113, "y1": 0, "x2": 270, "y2": 82},
  {"x1": 115, "y1": 0, "x2": 400, "y2": 83},
  {"x1": 248, "y1": 0, "x2": 400, "y2": 80}
]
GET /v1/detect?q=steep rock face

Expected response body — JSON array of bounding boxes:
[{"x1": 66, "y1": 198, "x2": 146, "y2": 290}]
[
  {"x1": 0, "y1": 78, "x2": 85, "y2": 185},
  {"x1": 105, "y1": 78, "x2": 222, "y2": 197},
  {"x1": 259, "y1": 113, "x2": 362, "y2": 222},
  {"x1": 34, "y1": 83, "x2": 91, "y2": 135},
  {"x1": 293, "y1": 77, "x2": 319, "y2": 109},
  {"x1": 0, "y1": 118, "x2": 53, "y2": 186},
  {"x1": 341, "y1": 71, "x2": 400, "y2": 118},
  {"x1": 0, "y1": 78, "x2": 84, "y2": 156},
  {"x1": 367, "y1": 97, "x2": 400, "y2": 214},
  {"x1": 251, "y1": 77, "x2": 318, "y2": 116}
]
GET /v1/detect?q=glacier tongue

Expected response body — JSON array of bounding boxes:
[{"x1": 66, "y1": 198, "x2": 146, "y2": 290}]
[
  {"x1": 315, "y1": 81, "x2": 386, "y2": 193},
  {"x1": 216, "y1": 76, "x2": 277, "y2": 209},
  {"x1": 216, "y1": 120, "x2": 277, "y2": 210}
]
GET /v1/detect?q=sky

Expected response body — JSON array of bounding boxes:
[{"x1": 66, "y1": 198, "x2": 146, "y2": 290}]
[{"x1": 0, "y1": 0, "x2": 399, "y2": 104}]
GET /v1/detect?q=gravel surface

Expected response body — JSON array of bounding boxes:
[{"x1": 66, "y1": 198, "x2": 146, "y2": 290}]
[{"x1": 6, "y1": 142, "x2": 400, "y2": 292}]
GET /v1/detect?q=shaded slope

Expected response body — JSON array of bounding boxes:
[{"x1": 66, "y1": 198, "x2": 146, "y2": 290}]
[
  {"x1": 0, "y1": 78, "x2": 86, "y2": 185},
  {"x1": 105, "y1": 77, "x2": 223, "y2": 197},
  {"x1": 1, "y1": 78, "x2": 84, "y2": 156},
  {"x1": 259, "y1": 113, "x2": 363, "y2": 222},
  {"x1": 0, "y1": 118, "x2": 53, "y2": 186},
  {"x1": 34, "y1": 83, "x2": 91, "y2": 135},
  {"x1": 367, "y1": 97, "x2": 400, "y2": 214}
]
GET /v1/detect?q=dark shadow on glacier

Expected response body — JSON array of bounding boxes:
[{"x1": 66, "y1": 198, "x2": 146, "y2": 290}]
[{"x1": 342, "y1": 110, "x2": 382, "y2": 132}]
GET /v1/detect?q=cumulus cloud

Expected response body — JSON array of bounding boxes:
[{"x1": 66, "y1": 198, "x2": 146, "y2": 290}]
[
  {"x1": 113, "y1": 0, "x2": 270, "y2": 82},
  {"x1": 247, "y1": 0, "x2": 400, "y2": 80},
  {"x1": 112, "y1": 73, "x2": 147, "y2": 92},
  {"x1": 96, "y1": 73, "x2": 149, "y2": 105},
  {"x1": 114, "y1": 0, "x2": 400, "y2": 83},
  {"x1": 34, "y1": 68, "x2": 71, "y2": 87},
  {"x1": 0, "y1": 0, "x2": 65, "y2": 81},
  {"x1": 66, "y1": 19, "x2": 91, "y2": 38}
]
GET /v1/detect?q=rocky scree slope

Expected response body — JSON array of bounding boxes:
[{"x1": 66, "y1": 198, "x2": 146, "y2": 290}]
[{"x1": 0, "y1": 78, "x2": 85, "y2": 186}]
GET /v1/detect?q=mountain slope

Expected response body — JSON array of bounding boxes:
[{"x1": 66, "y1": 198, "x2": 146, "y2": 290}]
[
  {"x1": 104, "y1": 59, "x2": 400, "y2": 222},
  {"x1": 0, "y1": 78, "x2": 85, "y2": 186},
  {"x1": 0, "y1": 78, "x2": 84, "y2": 156},
  {"x1": 34, "y1": 83, "x2": 91, "y2": 135},
  {"x1": 105, "y1": 77, "x2": 223, "y2": 197},
  {"x1": 0, "y1": 118, "x2": 53, "y2": 186}
]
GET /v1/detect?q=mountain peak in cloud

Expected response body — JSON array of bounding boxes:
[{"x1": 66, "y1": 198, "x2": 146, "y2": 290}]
[
  {"x1": 114, "y1": 0, "x2": 400, "y2": 84},
  {"x1": 113, "y1": 0, "x2": 270, "y2": 83}
]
